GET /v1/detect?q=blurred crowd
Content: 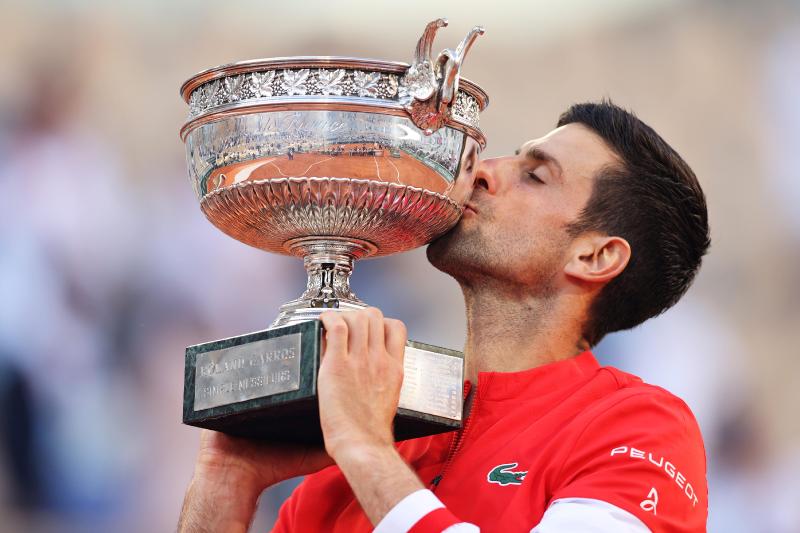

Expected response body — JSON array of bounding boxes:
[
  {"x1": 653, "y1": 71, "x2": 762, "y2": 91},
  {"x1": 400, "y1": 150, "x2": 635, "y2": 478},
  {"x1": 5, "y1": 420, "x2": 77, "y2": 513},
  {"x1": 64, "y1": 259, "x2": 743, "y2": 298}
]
[{"x1": 1, "y1": 1, "x2": 799, "y2": 531}]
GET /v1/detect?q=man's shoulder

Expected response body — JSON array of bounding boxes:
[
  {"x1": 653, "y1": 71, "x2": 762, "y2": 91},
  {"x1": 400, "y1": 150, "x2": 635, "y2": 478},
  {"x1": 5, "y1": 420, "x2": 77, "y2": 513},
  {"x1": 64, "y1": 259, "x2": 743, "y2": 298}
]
[
  {"x1": 553, "y1": 359, "x2": 700, "y2": 436},
  {"x1": 592, "y1": 364, "x2": 699, "y2": 426}
]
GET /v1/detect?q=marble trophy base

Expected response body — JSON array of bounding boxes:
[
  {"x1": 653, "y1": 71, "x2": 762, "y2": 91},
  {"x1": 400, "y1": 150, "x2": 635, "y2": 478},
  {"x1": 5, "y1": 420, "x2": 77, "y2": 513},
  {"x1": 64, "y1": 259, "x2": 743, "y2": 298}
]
[{"x1": 183, "y1": 320, "x2": 464, "y2": 444}]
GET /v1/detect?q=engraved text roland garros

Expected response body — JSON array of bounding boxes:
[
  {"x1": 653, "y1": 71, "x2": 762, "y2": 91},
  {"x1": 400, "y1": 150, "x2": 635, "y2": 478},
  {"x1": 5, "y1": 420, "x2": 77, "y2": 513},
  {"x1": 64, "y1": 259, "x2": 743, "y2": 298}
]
[{"x1": 194, "y1": 333, "x2": 302, "y2": 411}]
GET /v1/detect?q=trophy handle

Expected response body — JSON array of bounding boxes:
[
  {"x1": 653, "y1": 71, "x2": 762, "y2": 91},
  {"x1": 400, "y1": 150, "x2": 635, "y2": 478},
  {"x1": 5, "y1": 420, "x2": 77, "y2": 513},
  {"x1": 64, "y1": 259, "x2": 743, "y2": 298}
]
[
  {"x1": 439, "y1": 25, "x2": 485, "y2": 107},
  {"x1": 401, "y1": 20, "x2": 485, "y2": 134},
  {"x1": 413, "y1": 18, "x2": 448, "y2": 67}
]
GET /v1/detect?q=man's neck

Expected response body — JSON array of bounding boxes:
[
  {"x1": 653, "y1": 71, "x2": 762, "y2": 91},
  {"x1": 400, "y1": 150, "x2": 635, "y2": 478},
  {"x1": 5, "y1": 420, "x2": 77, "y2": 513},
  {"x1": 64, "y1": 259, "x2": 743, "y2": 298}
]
[{"x1": 461, "y1": 284, "x2": 589, "y2": 384}]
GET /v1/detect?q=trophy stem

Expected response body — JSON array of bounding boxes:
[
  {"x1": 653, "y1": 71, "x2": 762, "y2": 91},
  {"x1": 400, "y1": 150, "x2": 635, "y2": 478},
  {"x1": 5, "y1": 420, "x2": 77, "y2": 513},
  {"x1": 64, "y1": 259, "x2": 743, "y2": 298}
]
[{"x1": 270, "y1": 237, "x2": 376, "y2": 328}]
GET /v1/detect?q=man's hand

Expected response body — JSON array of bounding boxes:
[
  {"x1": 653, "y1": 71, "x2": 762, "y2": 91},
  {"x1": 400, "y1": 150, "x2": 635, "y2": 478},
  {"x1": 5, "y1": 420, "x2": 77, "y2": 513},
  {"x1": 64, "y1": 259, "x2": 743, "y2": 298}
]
[
  {"x1": 317, "y1": 307, "x2": 407, "y2": 459},
  {"x1": 178, "y1": 430, "x2": 332, "y2": 533},
  {"x1": 194, "y1": 429, "x2": 332, "y2": 489},
  {"x1": 318, "y1": 308, "x2": 425, "y2": 526}
]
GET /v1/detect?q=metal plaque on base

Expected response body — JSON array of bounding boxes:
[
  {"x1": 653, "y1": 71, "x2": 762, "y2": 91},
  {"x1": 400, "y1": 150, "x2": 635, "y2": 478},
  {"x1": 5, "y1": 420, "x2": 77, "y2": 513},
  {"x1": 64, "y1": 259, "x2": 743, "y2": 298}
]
[{"x1": 178, "y1": 19, "x2": 487, "y2": 443}]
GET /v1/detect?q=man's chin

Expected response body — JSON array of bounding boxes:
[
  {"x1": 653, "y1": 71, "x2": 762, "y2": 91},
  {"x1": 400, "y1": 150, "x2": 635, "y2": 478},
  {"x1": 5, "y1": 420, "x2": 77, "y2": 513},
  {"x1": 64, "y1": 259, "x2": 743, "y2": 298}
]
[{"x1": 426, "y1": 222, "x2": 476, "y2": 276}]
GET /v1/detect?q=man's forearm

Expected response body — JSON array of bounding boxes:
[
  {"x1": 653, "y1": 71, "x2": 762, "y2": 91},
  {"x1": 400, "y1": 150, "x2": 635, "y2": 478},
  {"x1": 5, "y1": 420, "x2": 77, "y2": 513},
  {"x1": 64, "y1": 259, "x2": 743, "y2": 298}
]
[
  {"x1": 333, "y1": 443, "x2": 425, "y2": 526},
  {"x1": 178, "y1": 469, "x2": 262, "y2": 533}
]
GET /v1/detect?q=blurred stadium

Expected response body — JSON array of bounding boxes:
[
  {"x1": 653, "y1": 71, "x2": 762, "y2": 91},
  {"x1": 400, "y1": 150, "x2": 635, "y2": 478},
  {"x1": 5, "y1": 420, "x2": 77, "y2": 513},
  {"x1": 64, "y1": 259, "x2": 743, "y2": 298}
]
[{"x1": 1, "y1": 0, "x2": 798, "y2": 531}]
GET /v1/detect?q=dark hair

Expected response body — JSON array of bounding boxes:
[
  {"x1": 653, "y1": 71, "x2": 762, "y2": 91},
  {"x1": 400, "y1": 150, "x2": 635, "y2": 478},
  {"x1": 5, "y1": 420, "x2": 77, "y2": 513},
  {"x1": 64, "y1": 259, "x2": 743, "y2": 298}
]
[{"x1": 559, "y1": 100, "x2": 710, "y2": 346}]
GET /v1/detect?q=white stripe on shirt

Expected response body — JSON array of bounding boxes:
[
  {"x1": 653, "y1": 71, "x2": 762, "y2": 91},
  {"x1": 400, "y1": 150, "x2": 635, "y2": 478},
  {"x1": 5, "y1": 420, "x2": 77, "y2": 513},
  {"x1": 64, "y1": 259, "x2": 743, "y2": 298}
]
[{"x1": 372, "y1": 490, "x2": 650, "y2": 532}]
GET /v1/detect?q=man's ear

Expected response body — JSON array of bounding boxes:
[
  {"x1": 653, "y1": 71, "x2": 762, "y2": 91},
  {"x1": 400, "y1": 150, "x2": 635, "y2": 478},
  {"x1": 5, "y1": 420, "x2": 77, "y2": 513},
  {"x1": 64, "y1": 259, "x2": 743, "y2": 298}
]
[{"x1": 564, "y1": 233, "x2": 631, "y2": 284}]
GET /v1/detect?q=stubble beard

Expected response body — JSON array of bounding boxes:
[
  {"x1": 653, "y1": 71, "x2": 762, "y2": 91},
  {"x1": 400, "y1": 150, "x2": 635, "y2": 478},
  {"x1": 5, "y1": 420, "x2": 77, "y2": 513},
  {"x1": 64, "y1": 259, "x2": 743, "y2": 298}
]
[
  {"x1": 428, "y1": 217, "x2": 569, "y2": 297},
  {"x1": 427, "y1": 219, "x2": 496, "y2": 285}
]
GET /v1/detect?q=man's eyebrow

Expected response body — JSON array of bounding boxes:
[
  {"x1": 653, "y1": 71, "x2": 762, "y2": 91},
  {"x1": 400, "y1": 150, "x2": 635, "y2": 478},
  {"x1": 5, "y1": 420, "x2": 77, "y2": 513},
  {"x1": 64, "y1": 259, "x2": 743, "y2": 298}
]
[{"x1": 517, "y1": 145, "x2": 563, "y2": 174}]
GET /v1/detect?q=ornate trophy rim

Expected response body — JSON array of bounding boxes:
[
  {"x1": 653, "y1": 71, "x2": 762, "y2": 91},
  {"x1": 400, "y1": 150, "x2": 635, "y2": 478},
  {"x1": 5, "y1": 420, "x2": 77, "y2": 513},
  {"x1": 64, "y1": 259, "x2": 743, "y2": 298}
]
[
  {"x1": 179, "y1": 55, "x2": 488, "y2": 111},
  {"x1": 178, "y1": 55, "x2": 489, "y2": 147}
]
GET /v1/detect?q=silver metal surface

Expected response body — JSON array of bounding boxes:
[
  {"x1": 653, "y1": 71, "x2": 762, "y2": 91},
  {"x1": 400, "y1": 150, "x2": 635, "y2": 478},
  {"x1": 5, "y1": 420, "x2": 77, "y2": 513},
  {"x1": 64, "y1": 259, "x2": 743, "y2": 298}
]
[
  {"x1": 200, "y1": 177, "x2": 463, "y2": 257},
  {"x1": 399, "y1": 346, "x2": 464, "y2": 421},
  {"x1": 184, "y1": 109, "x2": 474, "y2": 201},
  {"x1": 180, "y1": 56, "x2": 412, "y2": 98},
  {"x1": 179, "y1": 19, "x2": 486, "y2": 326},
  {"x1": 180, "y1": 55, "x2": 490, "y2": 102},
  {"x1": 194, "y1": 333, "x2": 302, "y2": 411},
  {"x1": 180, "y1": 101, "x2": 486, "y2": 151},
  {"x1": 271, "y1": 238, "x2": 370, "y2": 327}
]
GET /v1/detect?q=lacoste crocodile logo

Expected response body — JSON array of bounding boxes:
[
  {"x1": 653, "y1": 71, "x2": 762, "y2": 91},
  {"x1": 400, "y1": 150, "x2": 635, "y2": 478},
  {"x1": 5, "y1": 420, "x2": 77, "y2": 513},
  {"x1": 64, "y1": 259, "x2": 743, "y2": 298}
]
[{"x1": 487, "y1": 462, "x2": 527, "y2": 486}]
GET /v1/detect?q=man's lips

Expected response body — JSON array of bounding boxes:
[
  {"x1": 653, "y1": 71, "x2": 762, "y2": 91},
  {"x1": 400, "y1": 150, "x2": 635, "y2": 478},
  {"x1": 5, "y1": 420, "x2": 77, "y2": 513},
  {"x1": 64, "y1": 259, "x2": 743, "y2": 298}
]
[{"x1": 464, "y1": 203, "x2": 478, "y2": 215}]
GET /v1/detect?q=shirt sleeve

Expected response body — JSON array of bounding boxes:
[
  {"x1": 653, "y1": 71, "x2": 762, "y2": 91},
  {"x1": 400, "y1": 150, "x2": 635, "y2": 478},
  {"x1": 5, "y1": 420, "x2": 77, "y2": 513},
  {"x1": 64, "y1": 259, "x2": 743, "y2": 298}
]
[
  {"x1": 549, "y1": 389, "x2": 708, "y2": 532},
  {"x1": 373, "y1": 489, "x2": 479, "y2": 533}
]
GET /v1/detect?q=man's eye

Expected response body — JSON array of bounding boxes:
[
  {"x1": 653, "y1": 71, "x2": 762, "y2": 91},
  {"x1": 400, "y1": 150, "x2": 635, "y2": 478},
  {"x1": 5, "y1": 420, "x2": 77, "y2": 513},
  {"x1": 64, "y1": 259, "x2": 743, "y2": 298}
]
[{"x1": 527, "y1": 171, "x2": 544, "y2": 184}]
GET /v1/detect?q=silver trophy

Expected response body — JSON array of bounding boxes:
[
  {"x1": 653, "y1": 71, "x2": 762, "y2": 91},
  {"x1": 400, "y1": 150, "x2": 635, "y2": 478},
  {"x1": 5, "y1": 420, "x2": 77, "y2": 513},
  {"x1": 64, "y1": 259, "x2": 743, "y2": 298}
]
[{"x1": 179, "y1": 19, "x2": 488, "y2": 443}]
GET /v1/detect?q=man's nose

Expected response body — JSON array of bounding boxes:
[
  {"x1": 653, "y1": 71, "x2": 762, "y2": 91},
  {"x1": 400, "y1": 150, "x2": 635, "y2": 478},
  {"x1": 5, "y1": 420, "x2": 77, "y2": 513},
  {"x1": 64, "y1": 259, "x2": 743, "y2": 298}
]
[{"x1": 473, "y1": 157, "x2": 501, "y2": 195}]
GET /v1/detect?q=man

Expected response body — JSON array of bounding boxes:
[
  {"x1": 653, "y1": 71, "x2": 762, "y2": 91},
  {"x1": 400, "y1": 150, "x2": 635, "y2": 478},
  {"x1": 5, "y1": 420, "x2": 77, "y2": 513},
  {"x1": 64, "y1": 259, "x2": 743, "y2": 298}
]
[{"x1": 178, "y1": 101, "x2": 710, "y2": 532}]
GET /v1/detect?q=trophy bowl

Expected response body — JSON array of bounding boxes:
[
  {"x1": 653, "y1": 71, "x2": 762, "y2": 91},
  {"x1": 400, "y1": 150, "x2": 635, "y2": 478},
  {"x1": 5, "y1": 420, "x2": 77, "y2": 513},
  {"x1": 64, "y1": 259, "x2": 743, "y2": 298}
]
[{"x1": 180, "y1": 19, "x2": 488, "y2": 443}]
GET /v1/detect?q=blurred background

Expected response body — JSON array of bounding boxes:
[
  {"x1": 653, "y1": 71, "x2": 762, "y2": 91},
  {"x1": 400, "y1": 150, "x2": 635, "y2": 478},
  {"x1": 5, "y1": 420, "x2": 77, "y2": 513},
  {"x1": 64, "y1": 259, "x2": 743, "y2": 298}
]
[{"x1": 1, "y1": 0, "x2": 798, "y2": 531}]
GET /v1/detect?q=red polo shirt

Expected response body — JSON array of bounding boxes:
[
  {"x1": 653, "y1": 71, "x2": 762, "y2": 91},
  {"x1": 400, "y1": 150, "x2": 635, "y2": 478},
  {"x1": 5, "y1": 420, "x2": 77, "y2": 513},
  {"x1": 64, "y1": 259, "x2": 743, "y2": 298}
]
[{"x1": 273, "y1": 351, "x2": 708, "y2": 532}]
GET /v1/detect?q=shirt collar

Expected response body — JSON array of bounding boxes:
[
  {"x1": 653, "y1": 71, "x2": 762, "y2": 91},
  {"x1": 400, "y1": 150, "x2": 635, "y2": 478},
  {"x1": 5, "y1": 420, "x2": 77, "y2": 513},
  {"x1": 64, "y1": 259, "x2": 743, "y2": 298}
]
[{"x1": 473, "y1": 350, "x2": 600, "y2": 401}]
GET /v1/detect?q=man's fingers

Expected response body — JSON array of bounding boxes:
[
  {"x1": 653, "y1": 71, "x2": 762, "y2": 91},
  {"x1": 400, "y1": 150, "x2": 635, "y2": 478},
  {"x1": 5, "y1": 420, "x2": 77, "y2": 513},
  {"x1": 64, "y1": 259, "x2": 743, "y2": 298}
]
[
  {"x1": 365, "y1": 307, "x2": 385, "y2": 357},
  {"x1": 320, "y1": 309, "x2": 404, "y2": 363},
  {"x1": 384, "y1": 318, "x2": 407, "y2": 362},
  {"x1": 319, "y1": 312, "x2": 348, "y2": 359},
  {"x1": 339, "y1": 309, "x2": 369, "y2": 356}
]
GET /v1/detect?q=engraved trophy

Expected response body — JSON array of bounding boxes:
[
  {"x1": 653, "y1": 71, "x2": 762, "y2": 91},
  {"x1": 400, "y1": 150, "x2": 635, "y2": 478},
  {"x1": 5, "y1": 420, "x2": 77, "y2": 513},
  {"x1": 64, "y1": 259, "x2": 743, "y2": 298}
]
[{"x1": 179, "y1": 19, "x2": 488, "y2": 443}]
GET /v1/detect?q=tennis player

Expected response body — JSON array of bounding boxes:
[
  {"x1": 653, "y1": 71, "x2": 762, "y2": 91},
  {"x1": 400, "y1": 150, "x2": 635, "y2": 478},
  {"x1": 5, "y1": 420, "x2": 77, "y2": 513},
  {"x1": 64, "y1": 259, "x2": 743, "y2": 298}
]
[{"x1": 179, "y1": 101, "x2": 710, "y2": 532}]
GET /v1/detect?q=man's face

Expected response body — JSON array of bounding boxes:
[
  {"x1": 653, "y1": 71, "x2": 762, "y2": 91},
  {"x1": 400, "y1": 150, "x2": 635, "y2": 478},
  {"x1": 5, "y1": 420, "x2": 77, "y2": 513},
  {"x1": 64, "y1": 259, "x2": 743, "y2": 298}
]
[{"x1": 428, "y1": 123, "x2": 620, "y2": 292}]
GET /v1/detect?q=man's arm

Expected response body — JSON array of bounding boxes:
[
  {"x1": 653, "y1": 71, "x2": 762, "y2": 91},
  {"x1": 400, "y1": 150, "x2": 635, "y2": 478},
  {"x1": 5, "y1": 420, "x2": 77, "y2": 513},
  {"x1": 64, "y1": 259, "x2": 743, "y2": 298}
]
[
  {"x1": 333, "y1": 442, "x2": 425, "y2": 525},
  {"x1": 178, "y1": 430, "x2": 332, "y2": 533},
  {"x1": 178, "y1": 458, "x2": 261, "y2": 533},
  {"x1": 316, "y1": 309, "x2": 473, "y2": 531},
  {"x1": 316, "y1": 308, "x2": 423, "y2": 524}
]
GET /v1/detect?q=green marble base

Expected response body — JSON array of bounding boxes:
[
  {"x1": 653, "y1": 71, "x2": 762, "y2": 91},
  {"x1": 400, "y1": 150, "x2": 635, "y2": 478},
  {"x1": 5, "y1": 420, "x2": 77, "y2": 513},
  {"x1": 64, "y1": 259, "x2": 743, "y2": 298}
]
[{"x1": 183, "y1": 320, "x2": 463, "y2": 444}]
